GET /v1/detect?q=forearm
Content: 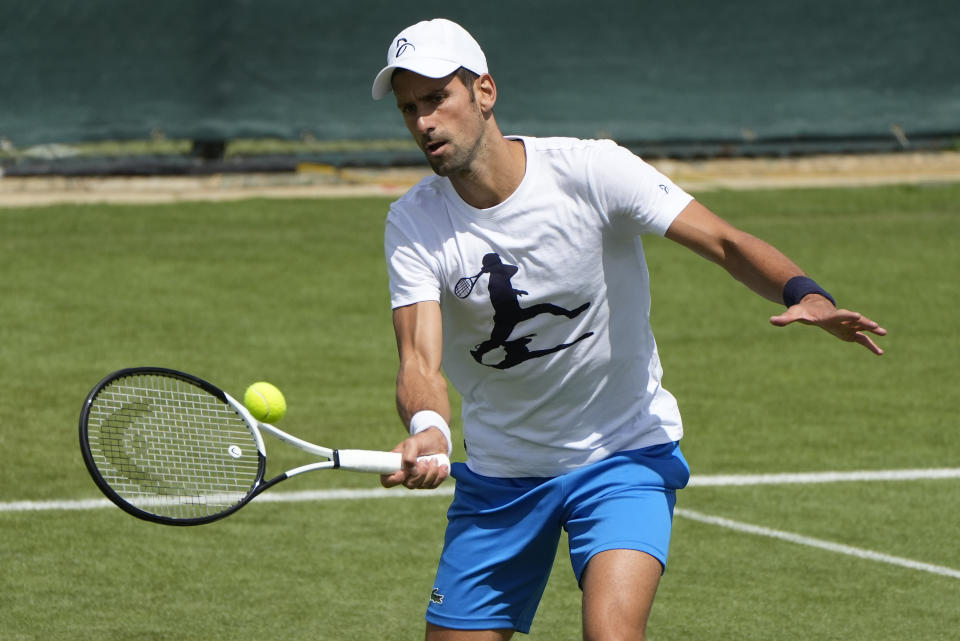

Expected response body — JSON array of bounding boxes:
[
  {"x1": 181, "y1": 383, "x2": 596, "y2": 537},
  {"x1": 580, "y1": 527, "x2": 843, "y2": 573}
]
[
  {"x1": 715, "y1": 232, "x2": 806, "y2": 304},
  {"x1": 392, "y1": 301, "x2": 452, "y2": 452},
  {"x1": 396, "y1": 359, "x2": 451, "y2": 427},
  {"x1": 394, "y1": 359, "x2": 453, "y2": 458},
  {"x1": 666, "y1": 200, "x2": 806, "y2": 304}
]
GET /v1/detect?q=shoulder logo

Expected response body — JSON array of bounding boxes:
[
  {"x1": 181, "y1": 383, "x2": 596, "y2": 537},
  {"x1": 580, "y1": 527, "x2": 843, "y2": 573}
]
[
  {"x1": 430, "y1": 587, "x2": 445, "y2": 605},
  {"x1": 395, "y1": 37, "x2": 415, "y2": 58}
]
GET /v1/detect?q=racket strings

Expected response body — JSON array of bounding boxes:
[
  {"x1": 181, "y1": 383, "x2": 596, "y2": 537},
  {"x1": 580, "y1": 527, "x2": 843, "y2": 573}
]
[
  {"x1": 455, "y1": 274, "x2": 480, "y2": 298},
  {"x1": 85, "y1": 374, "x2": 260, "y2": 519}
]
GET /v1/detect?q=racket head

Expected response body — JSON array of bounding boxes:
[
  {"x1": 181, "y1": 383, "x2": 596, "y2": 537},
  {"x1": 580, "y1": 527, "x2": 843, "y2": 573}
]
[
  {"x1": 454, "y1": 275, "x2": 476, "y2": 298},
  {"x1": 79, "y1": 367, "x2": 266, "y2": 525}
]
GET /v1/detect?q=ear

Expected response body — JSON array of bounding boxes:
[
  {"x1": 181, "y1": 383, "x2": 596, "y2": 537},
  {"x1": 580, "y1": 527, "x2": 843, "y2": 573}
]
[{"x1": 475, "y1": 73, "x2": 497, "y2": 114}]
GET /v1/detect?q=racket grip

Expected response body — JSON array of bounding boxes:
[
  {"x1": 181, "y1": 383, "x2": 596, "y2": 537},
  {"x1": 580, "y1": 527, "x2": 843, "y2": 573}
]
[{"x1": 334, "y1": 449, "x2": 450, "y2": 474}]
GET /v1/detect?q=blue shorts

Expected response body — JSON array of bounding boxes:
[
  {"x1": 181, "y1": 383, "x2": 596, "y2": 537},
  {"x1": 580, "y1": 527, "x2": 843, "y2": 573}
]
[{"x1": 425, "y1": 442, "x2": 690, "y2": 633}]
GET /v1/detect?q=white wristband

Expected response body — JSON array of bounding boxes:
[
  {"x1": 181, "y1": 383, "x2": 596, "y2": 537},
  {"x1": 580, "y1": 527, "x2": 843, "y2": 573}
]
[{"x1": 409, "y1": 410, "x2": 453, "y2": 457}]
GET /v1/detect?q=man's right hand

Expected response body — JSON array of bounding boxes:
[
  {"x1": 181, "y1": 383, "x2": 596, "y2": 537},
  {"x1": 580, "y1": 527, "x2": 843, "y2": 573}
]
[{"x1": 380, "y1": 428, "x2": 451, "y2": 489}]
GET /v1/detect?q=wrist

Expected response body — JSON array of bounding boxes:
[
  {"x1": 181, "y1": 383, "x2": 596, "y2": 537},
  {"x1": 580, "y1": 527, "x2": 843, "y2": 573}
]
[
  {"x1": 409, "y1": 410, "x2": 453, "y2": 457},
  {"x1": 782, "y1": 275, "x2": 835, "y2": 308}
]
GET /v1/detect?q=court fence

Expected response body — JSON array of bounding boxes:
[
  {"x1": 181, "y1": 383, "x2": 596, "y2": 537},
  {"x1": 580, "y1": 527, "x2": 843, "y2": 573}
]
[{"x1": 1, "y1": 0, "x2": 957, "y2": 175}]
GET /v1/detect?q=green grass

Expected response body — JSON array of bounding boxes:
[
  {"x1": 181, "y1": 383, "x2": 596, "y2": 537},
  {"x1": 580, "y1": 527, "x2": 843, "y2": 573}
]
[{"x1": 1, "y1": 183, "x2": 958, "y2": 640}]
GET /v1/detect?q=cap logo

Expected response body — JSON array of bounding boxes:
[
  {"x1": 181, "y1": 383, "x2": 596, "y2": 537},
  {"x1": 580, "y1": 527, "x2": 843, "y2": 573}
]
[{"x1": 395, "y1": 37, "x2": 415, "y2": 58}]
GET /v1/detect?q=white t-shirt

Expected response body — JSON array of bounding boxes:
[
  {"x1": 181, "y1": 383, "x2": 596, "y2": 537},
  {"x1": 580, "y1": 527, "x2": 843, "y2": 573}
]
[{"x1": 385, "y1": 136, "x2": 694, "y2": 477}]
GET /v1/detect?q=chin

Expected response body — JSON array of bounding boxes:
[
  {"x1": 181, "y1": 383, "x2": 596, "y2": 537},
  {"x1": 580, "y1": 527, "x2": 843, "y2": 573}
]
[{"x1": 427, "y1": 157, "x2": 455, "y2": 177}]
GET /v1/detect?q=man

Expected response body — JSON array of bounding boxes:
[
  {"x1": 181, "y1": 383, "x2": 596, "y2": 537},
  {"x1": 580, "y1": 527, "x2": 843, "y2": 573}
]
[{"x1": 373, "y1": 18, "x2": 885, "y2": 641}]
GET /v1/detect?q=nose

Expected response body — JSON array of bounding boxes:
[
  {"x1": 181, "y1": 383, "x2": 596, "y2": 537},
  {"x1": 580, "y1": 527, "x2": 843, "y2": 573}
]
[{"x1": 415, "y1": 110, "x2": 436, "y2": 135}]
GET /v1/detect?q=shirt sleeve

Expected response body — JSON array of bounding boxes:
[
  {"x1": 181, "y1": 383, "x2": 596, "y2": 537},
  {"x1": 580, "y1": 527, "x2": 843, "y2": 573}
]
[
  {"x1": 589, "y1": 141, "x2": 694, "y2": 236},
  {"x1": 384, "y1": 213, "x2": 442, "y2": 309}
]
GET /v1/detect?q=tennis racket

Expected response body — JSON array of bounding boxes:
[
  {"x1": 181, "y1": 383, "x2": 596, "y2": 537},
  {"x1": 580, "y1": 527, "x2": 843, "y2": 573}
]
[
  {"x1": 454, "y1": 270, "x2": 483, "y2": 298},
  {"x1": 79, "y1": 367, "x2": 449, "y2": 526}
]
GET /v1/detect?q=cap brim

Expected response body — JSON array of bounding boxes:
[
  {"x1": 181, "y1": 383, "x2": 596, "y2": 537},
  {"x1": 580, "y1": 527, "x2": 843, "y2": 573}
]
[{"x1": 371, "y1": 58, "x2": 462, "y2": 100}]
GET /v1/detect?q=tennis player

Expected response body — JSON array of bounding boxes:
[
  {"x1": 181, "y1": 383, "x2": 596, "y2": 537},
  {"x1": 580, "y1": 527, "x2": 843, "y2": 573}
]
[{"x1": 374, "y1": 18, "x2": 886, "y2": 641}]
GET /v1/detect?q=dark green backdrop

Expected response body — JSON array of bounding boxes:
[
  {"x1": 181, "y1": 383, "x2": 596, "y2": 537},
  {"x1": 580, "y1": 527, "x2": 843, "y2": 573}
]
[{"x1": 1, "y1": 0, "x2": 957, "y2": 153}]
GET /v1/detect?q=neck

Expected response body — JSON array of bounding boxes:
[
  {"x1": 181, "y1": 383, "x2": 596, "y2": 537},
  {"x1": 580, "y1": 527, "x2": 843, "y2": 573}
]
[{"x1": 449, "y1": 134, "x2": 526, "y2": 209}]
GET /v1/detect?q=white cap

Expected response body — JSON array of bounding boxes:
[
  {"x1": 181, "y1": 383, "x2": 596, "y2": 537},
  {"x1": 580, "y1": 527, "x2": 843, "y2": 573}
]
[{"x1": 371, "y1": 18, "x2": 488, "y2": 100}]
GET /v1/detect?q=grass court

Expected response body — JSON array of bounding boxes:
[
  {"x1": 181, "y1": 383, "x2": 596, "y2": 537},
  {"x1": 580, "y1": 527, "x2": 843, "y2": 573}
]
[{"x1": 1, "y1": 182, "x2": 958, "y2": 640}]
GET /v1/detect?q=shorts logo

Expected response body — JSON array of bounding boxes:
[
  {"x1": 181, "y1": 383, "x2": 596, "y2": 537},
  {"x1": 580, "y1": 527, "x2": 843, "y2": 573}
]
[
  {"x1": 395, "y1": 38, "x2": 415, "y2": 58},
  {"x1": 430, "y1": 587, "x2": 445, "y2": 605}
]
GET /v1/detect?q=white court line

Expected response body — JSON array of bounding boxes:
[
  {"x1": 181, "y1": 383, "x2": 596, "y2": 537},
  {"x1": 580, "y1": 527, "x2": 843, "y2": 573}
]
[
  {"x1": 687, "y1": 467, "x2": 960, "y2": 486},
  {"x1": 676, "y1": 508, "x2": 960, "y2": 580},
  {"x1": 0, "y1": 487, "x2": 456, "y2": 513},
  {"x1": 4, "y1": 467, "x2": 960, "y2": 513},
  {"x1": 5, "y1": 467, "x2": 959, "y2": 579}
]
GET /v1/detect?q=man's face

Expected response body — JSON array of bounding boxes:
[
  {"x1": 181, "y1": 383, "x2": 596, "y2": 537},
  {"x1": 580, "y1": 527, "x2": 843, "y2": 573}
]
[{"x1": 392, "y1": 70, "x2": 486, "y2": 176}]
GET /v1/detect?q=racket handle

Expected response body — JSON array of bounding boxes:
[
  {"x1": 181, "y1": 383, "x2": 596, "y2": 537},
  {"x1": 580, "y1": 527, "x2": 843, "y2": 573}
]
[{"x1": 334, "y1": 450, "x2": 450, "y2": 474}]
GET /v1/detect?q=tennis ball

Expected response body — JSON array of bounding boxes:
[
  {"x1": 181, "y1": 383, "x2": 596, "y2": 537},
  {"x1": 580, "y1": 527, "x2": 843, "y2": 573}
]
[{"x1": 243, "y1": 381, "x2": 287, "y2": 423}]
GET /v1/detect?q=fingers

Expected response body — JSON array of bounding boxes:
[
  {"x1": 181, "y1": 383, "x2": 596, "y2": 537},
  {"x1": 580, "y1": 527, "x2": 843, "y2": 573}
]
[
  {"x1": 770, "y1": 305, "x2": 862, "y2": 327},
  {"x1": 770, "y1": 304, "x2": 887, "y2": 355},
  {"x1": 840, "y1": 312, "x2": 886, "y2": 355},
  {"x1": 769, "y1": 308, "x2": 802, "y2": 327},
  {"x1": 380, "y1": 462, "x2": 446, "y2": 488},
  {"x1": 380, "y1": 468, "x2": 406, "y2": 488},
  {"x1": 824, "y1": 311, "x2": 888, "y2": 350},
  {"x1": 850, "y1": 314, "x2": 887, "y2": 336},
  {"x1": 403, "y1": 456, "x2": 450, "y2": 489},
  {"x1": 379, "y1": 435, "x2": 450, "y2": 490},
  {"x1": 381, "y1": 456, "x2": 449, "y2": 489},
  {"x1": 853, "y1": 332, "x2": 885, "y2": 356}
]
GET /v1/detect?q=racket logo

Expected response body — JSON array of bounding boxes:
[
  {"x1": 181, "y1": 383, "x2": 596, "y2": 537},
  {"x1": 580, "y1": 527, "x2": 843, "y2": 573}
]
[
  {"x1": 454, "y1": 270, "x2": 483, "y2": 298},
  {"x1": 227, "y1": 445, "x2": 243, "y2": 459}
]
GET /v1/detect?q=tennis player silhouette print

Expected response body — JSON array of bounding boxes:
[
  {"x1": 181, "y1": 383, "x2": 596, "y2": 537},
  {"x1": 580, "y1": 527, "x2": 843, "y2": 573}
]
[{"x1": 467, "y1": 253, "x2": 593, "y2": 369}]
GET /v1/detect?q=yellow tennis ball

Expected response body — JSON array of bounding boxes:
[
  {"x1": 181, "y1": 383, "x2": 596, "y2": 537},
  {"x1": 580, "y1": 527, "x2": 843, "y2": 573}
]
[{"x1": 243, "y1": 381, "x2": 287, "y2": 423}]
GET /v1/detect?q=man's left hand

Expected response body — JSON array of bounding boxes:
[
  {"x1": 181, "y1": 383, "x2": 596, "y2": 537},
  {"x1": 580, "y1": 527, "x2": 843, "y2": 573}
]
[{"x1": 770, "y1": 294, "x2": 887, "y2": 355}]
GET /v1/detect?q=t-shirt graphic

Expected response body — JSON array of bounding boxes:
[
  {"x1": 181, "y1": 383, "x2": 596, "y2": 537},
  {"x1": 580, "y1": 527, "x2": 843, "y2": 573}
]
[{"x1": 463, "y1": 253, "x2": 593, "y2": 369}]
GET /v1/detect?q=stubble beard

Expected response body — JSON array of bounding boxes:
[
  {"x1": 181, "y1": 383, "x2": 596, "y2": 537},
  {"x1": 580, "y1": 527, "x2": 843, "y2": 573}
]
[{"x1": 426, "y1": 127, "x2": 485, "y2": 178}]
